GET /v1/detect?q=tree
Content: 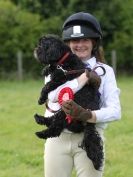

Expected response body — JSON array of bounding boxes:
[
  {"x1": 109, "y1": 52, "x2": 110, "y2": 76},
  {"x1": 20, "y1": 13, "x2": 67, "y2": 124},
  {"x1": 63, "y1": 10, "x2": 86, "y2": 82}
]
[
  {"x1": 0, "y1": 0, "x2": 133, "y2": 77},
  {"x1": 0, "y1": 0, "x2": 44, "y2": 76}
]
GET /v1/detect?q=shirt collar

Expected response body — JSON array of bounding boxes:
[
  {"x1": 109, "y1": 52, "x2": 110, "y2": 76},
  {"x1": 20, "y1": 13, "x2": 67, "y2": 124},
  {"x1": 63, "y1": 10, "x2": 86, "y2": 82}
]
[{"x1": 83, "y1": 57, "x2": 97, "y2": 69}]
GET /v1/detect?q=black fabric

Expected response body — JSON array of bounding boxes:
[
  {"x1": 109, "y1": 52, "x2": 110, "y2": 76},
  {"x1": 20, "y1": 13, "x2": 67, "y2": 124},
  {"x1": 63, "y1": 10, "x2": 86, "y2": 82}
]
[
  {"x1": 62, "y1": 25, "x2": 101, "y2": 41},
  {"x1": 62, "y1": 12, "x2": 102, "y2": 40}
]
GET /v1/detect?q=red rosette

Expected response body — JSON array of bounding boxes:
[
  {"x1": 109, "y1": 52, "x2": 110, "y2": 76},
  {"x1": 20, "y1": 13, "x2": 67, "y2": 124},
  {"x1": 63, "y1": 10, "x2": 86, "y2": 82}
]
[
  {"x1": 58, "y1": 87, "x2": 74, "y2": 104},
  {"x1": 58, "y1": 87, "x2": 74, "y2": 124}
]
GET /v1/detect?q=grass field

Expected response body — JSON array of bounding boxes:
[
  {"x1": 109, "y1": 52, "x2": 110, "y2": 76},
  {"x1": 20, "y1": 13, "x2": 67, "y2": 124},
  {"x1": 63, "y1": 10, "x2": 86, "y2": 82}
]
[{"x1": 0, "y1": 76, "x2": 133, "y2": 177}]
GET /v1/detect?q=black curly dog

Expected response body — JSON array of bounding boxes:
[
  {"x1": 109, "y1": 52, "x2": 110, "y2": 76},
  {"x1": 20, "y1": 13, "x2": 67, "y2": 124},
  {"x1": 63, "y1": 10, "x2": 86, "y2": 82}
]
[{"x1": 34, "y1": 34, "x2": 104, "y2": 170}]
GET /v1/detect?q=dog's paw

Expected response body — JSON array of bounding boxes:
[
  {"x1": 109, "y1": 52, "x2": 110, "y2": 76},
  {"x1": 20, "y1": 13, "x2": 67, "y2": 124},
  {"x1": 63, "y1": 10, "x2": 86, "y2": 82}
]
[
  {"x1": 38, "y1": 91, "x2": 48, "y2": 105},
  {"x1": 34, "y1": 114, "x2": 44, "y2": 125},
  {"x1": 38, "y1": 98, "x2": 45, "y2": 105},
  {"x1": 35, "y1": 131, "x2": 46, "y2": 139}
]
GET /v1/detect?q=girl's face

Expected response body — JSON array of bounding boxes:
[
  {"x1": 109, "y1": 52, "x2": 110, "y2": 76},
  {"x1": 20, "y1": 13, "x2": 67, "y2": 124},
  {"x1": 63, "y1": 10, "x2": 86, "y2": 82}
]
[{"x1": 69, "y1": 38, "x2": 94, "y2": 61}]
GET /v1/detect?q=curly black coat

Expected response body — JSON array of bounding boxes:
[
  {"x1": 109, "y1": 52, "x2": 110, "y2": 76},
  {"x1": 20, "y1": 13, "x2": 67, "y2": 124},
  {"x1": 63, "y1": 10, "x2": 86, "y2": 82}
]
[{"x1": 34, "y1": 34, "x2": 104, "y2": 170}]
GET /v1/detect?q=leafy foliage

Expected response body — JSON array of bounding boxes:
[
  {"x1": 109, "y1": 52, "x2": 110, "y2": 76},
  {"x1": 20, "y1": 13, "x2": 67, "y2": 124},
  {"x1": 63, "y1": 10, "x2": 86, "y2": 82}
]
[
  {"x1": 0, "y1": 1, "x2": 44, "y2": 75},
  {"x1": 0, "y1": 0, "x2": 133, "y2": 78}
]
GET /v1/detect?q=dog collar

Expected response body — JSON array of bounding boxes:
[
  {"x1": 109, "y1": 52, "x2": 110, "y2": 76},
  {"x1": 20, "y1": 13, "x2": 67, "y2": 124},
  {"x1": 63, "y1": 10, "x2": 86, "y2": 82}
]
[{"x1": 57, "y1": 52, "x2": 70, "y2": 65}]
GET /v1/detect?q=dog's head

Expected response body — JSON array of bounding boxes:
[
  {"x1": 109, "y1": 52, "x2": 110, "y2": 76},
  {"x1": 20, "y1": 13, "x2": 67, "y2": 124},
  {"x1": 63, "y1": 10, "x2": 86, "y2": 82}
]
[{"x1": 34, "y1": 34, "x2": 71, "y2": 65}]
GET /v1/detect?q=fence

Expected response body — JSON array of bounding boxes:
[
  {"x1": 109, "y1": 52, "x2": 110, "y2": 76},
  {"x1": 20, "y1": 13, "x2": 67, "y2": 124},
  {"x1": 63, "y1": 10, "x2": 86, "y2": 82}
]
[{"x1": 16, "y1": 50, "x2": 117, "y2": 80}]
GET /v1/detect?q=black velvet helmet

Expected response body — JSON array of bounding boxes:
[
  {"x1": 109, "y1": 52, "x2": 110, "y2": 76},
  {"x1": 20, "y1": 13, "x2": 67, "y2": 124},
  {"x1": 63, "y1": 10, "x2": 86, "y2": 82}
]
[{"x1": 62, "y1": 12, "x2": 102, "y2": 41}]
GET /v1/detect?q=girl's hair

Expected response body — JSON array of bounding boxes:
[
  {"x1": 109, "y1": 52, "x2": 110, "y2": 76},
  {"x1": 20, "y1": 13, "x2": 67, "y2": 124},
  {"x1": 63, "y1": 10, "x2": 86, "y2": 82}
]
[
  {"x1": 91, "y1": 39, "x2": 105, "y2": 63},
  {"x1": 95, "y1": 46, "x2": 105, "y2": 63}
]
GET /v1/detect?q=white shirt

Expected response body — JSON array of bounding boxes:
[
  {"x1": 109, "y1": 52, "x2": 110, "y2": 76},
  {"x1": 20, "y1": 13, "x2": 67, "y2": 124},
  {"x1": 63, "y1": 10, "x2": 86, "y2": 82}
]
[{"x1": 45, "y1": 57, "x2": 121, "y2": 129}]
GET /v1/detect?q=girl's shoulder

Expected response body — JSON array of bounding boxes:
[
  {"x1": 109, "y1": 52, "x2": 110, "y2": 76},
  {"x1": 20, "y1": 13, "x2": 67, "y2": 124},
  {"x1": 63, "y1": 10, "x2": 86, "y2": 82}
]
[
  {"x1": 95, "y1": 62, "x2": 114, "y2": 76},
  {"x1": 96, "y1": 62, "x2": 113, "y2": 70}
]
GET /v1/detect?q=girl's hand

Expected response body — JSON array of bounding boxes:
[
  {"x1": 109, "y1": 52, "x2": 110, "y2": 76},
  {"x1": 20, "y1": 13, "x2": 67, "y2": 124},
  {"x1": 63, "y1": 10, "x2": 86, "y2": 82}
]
[{"x1": 61, "y1": 100, "x2": 92, "y2": 122}]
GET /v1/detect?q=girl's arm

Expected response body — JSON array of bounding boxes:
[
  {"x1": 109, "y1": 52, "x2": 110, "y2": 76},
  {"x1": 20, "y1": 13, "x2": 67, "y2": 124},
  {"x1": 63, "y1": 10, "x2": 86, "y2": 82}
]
[
  {"x1": 93, "y1": 66, "x2": 121, "y2": 123},
  {"x1": 47, "y1": 72, "x2": 88, "y2": 102}
]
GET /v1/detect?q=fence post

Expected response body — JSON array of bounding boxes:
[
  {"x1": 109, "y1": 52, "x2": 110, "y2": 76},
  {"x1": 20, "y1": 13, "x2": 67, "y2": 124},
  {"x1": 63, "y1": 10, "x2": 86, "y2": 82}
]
[
  {"x1": 111, "y1": 50, "x2": 117, "y2": 76},
  {"x1": 17, "y1": 50, "x2": 23, "y2": 80}
]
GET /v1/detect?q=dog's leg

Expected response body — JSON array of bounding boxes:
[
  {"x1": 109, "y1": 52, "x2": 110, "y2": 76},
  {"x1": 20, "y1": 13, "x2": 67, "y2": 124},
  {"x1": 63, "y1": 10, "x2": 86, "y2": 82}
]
[
  {"x1": 35, "y1": 128, "x2": 61, "y2": 139},
  {"x1": 34, "y1": 114, "x2": 52, "y2": 127},
  {"x1": 38, "y1": 79, "x2": 67, "y2": 105},
  {"x1": 38, "y1": 86, "x2": 49, "y2": 105},
  {"x1": 80, "y1": 124, "x2": 104, "y2": 171},
  {"x1": 35, "y1": 111, "x2": 66, "y2": 139},
  {"x1": 35, "y1": 124, "x2": 64, "y2": 139},
  {"x1": 35, "y1": 129, "x2": 53, "y2": 139}
]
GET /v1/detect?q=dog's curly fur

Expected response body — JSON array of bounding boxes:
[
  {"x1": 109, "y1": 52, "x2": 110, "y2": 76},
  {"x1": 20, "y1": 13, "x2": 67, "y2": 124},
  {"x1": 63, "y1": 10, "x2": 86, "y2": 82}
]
[{"x1": 34, "y1": 34, "x2": 104, "y2": 170}]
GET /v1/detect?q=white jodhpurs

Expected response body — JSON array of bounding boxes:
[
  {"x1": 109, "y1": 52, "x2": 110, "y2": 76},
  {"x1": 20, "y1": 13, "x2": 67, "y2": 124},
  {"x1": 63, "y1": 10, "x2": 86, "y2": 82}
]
[{"x1": 44, "y1": 129, "x2": 104, "y2": 177}]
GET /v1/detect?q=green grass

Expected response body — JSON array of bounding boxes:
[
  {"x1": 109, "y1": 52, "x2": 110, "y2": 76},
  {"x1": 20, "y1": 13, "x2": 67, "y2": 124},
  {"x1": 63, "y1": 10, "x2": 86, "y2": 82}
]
[{"x1": 0, "y1": 77, "x2": 133, "y2": 177}]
